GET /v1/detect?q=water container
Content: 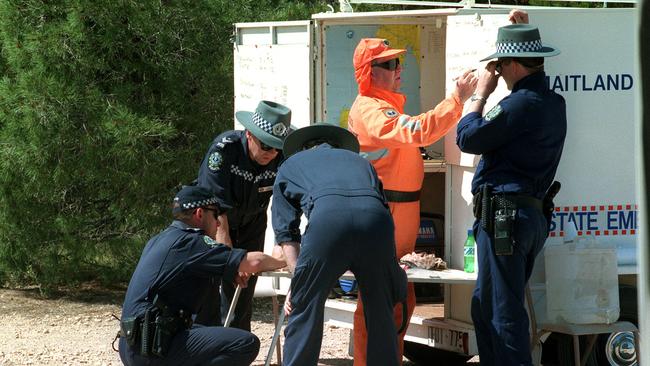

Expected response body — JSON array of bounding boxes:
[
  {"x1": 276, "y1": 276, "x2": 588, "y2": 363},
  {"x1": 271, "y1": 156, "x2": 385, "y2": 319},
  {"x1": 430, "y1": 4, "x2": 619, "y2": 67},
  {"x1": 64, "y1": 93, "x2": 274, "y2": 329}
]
[{"x1": 544, "y1": 239, "x2": 619, "y2": 324}]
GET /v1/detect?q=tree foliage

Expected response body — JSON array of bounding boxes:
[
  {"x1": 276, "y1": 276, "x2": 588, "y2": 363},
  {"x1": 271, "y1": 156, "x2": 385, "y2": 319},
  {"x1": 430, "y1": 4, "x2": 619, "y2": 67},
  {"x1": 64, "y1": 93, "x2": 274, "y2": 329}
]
[{"x1": 0, "y1": 0, "x2": 325, "y2": 293}]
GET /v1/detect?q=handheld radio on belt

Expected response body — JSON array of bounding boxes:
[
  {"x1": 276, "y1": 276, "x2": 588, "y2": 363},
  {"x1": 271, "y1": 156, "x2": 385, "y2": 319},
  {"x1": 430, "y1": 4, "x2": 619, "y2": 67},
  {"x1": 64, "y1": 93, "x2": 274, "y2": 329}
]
[
  {"x1": 473, "y1": 182, "x2": 559, "y2": 255},
  {"x1": 480, "y1": 184, "x2": 492, "y2": 234}
]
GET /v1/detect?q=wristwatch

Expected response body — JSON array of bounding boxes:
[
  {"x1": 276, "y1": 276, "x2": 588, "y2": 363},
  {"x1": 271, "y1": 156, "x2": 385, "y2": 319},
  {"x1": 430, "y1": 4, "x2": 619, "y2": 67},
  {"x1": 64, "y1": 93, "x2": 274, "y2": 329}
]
[{"x1": 470, "y1": 94, "x2": 487, "y2": 103}]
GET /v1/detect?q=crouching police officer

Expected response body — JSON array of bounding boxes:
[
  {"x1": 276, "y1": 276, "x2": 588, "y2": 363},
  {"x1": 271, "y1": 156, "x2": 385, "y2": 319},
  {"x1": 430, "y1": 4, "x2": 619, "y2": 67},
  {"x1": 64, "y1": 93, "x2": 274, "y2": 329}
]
[
  {"x1": 118, "y1": 185, "x2": 286, "y2": 366},
  {"x1": 273, "y1": 124, "x2": 408, "y2": 366},
  {"x1": 456, "y1": 24, "x2": 566, "y2": 366}
]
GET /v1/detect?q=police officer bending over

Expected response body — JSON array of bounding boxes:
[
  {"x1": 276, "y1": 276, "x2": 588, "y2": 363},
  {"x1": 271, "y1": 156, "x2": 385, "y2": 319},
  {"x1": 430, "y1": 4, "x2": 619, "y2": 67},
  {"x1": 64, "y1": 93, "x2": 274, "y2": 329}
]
[
  {"x1": 273, "y1": 124, "x2": 408, "y2": 366},
  {"x1": 196, "y1": 100, "x2": 292, "y2": 330},
  {"x1": 456, "y1": 24, "x2": 566, "y2": 366},
  {"x1": 118, "y1": 185, "x2": 286, "y2": 366}
]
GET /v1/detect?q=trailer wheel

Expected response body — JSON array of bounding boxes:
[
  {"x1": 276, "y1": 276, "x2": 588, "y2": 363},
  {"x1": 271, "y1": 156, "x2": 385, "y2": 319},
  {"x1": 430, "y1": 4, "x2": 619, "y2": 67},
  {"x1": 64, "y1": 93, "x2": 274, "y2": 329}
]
[
  {"x1": 403, "y1": 341, "x2": 471, "y2": 365},
  {"x1": 591, "y1": 284, "x2": 638, "y2": 366}
]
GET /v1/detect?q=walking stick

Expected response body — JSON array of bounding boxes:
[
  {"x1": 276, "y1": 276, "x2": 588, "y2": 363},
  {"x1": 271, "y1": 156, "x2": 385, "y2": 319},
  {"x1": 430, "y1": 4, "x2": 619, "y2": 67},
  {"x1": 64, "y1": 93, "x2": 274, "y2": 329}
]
[{"x1": 224, "y1": 284, "x2": 242, "y2": 328}]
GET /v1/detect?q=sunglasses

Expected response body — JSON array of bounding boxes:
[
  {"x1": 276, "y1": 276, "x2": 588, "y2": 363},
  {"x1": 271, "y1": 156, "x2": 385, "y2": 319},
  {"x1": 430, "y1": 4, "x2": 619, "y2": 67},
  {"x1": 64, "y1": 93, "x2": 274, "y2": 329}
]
[
  {"x1": 253, "y1": 135, "x2": 277, "y2": 152},
  {"x1": 201, "y1": 207, "x2": 221, "y2": 219},
  {"x1": 259, "y1": 141, "x2": 276, "y2": 152},
  {"x1": 372, "y1": 58, "x2": 400, "y2": 71},
  {"x1": 495, "y1": 58, "x2": 512, "y2": 74}
]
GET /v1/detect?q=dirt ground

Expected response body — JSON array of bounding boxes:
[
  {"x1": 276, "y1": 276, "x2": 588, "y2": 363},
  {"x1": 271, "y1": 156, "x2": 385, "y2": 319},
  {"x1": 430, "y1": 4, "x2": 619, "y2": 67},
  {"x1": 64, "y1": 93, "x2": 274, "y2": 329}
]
[{"x1": 0, "y1": 285, "x2": 423, "y2": 366}]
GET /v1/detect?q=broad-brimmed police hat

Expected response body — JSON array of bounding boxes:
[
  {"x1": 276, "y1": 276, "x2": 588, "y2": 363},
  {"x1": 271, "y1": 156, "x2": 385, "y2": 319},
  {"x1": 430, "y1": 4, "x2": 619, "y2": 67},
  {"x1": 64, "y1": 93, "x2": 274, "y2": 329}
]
[
  {"x1": 282, "y1": 123, "x2": 360, "y2": 158},
  {"x1": 172, "y1": 185, "x2": 230, "y2": 214},
  {"x1": 236, "y1": 101, "x2": 294, "y2": 150},
  {"x1": 481, "y1": 24, "x2": 560, "y2": 61}
]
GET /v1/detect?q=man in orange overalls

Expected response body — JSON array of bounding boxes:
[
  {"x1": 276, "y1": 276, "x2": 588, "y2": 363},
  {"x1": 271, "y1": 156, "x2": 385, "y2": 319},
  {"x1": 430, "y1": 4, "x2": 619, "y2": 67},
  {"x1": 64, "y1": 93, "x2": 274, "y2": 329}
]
[{"x1": 348, "y1": 38, "x2": 477, "y2": 365}]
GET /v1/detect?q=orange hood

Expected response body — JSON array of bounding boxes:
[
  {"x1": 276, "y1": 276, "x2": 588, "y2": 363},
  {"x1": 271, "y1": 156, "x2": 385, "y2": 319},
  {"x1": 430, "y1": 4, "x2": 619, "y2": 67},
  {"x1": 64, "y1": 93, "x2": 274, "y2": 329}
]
[{"x1": 353, "y1": 38, "x2": 405, "y2": 95}]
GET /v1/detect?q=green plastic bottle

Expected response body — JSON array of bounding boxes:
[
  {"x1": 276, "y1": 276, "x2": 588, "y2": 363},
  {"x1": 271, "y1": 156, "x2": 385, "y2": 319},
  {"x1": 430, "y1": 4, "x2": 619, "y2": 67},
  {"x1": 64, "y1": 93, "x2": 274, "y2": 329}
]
[{"x1": 463, "y1": 229, "x2": 475, "y2": 273}]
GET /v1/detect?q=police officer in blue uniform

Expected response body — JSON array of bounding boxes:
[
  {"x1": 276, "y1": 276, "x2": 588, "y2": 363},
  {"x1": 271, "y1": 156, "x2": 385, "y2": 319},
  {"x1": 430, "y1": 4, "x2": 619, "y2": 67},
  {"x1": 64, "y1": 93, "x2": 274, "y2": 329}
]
[
  {"x1": 118, "y1": 185, "x2": 286, "y2": 366},
  {"x1": 456, "y1": 24, "x2": 567, "y2": 366},
  {"x1": 196, "y1": 100, "x2": 292, "y2": 330},
  {"x1": 273, "y1": 124, "x2": 408, "y2": 366}
]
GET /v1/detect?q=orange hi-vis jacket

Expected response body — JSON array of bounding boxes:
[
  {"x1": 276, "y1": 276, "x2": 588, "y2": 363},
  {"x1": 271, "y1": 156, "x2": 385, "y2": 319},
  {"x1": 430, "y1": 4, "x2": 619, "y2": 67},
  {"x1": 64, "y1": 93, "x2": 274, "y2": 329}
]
[
  {"x1": 348, "y1": 86, "x2": 463, "y2": 193},
  {"x1": 348, "y1": 85, "x2": 463, "y2": 366}
]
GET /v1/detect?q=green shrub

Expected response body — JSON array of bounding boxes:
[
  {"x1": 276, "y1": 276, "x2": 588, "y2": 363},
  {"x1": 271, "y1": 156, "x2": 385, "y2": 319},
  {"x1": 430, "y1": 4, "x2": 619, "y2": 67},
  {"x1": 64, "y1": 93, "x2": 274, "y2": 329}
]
[{"x1": 0, "y1": 0, "x2": 323, "y2": 292}]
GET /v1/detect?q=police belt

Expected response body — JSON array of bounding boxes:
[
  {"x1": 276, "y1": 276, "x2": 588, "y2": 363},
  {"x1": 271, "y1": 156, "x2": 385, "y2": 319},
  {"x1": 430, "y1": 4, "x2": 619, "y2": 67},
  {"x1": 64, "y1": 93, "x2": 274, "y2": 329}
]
[
  {"x1": 473, "y1": 192, "x2": 543, "y2": 219},
  {"x1": 384, "y1": 189, "x2": 421, "y2": 203},
  {"x1": 120, "y1": 296, "x2": 192, "y2": 358},
  {"x1": 504, "y1": 194, "x2": 543, "y2": 211}
]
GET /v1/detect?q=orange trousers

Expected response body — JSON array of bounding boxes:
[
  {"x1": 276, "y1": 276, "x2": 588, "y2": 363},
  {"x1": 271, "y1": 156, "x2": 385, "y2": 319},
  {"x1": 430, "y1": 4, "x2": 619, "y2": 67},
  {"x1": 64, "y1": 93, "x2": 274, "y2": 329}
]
[{"x1": 353, "y1": 201, "x2": 419, "y2": 366}]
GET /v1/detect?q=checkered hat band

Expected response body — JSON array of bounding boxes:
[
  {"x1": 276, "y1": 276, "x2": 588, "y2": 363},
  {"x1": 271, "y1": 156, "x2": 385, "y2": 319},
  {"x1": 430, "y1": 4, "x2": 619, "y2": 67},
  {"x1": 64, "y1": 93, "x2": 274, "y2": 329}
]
[
  {"x1": 496, "y1": 39, "x2": 542, "y2": 54},
  {"x1": 181, "y1": 197, "x2": 220, "y2": 210},
  {"x1": 252, "y1": 112, "x2": 288, "y2": 137}
]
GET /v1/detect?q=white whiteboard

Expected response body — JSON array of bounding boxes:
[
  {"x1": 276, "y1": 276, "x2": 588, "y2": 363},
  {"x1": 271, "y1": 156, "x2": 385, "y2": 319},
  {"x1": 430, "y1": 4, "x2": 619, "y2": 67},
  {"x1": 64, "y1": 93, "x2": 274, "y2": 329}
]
[
  {"x1": 233, "y1": 23, "x2": 312, "y2": 130},
  {"x1": 444, "y1": 14, "x2": 511, "y2": 167}
]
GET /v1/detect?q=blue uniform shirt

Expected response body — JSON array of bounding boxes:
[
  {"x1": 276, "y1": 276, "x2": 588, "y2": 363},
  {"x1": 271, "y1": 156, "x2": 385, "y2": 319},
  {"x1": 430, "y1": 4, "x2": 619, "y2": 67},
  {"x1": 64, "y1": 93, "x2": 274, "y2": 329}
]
[
  {"x1": 121, "y1": 220, "x2": 246, "y2": 319},
  {"x1": 197, "y1": 130, "x2": 282, "y2": 227},
  {"x1": 456, "y1": 72, "x2": 567, "y2": 199},
  {"x1": 272, "y1": 144, "x2": 386, "y2": 244}
]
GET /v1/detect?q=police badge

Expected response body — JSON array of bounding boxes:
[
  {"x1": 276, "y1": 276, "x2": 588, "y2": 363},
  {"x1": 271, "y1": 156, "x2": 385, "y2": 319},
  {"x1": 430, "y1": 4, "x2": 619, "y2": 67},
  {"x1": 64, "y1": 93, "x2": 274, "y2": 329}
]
[
  {"x1": 203, "y1": 235, "x2": 219, "y2": 247},
  {"x1": 485, "y1": 104, "x2": 503, "y2": 122},
  {"x1": 208, "y1": 152, "x2": 222, "y2": 171},
  {"x1": 272, "y1": 123, "x2": 287, "y2": 137}
]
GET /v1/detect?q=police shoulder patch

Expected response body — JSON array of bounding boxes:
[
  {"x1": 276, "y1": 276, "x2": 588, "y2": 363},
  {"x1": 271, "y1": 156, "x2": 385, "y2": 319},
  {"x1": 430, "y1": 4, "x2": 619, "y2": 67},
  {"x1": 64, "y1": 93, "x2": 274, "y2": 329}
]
[
  {"x1": 208, "y1": 151, "x2": 223, "y2": 171},
  {"x1": 203, "y1": 235, "x2": 219, "y2": 247},
  {"x1": 484, "y1": 104, "x2": 503, "y2": 122},
  {"x1": 383, "y1": 109, "x2": 398, "y2": 118}
]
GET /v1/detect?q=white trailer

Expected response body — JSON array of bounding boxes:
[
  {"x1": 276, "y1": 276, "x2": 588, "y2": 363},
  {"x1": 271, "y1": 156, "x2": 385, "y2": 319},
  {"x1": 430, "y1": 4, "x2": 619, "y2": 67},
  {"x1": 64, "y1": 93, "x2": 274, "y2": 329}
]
[{"x1": 234, "y1": 5, "x2": 639, "y2": 365}]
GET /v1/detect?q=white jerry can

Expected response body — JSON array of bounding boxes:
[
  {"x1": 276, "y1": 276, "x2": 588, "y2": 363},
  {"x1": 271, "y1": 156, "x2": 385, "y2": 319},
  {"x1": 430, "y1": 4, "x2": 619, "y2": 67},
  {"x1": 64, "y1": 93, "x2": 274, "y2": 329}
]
[{"x1": 544, "y1": 238, "x2": 620, "y2": 324}]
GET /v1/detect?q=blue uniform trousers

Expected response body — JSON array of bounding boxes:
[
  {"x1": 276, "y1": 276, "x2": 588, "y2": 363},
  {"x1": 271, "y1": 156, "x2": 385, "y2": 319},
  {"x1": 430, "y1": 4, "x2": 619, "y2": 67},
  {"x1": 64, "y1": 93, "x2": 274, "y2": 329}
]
[
  {"x1": 471, "y1": 206, "x2": 547, "y2": 366},
  {"x1": 118, "y1": 324, "x2": 259, "y2": 366},
  {"x1": 283, "y1": 196, "x2": 402, "y2": 366}
]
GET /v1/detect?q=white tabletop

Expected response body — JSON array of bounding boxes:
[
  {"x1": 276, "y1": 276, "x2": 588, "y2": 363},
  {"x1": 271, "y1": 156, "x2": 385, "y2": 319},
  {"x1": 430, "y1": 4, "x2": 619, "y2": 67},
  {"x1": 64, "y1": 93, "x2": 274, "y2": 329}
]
[{"x1": 261, "y1": 267, "x2": 477, "y2": 285}]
